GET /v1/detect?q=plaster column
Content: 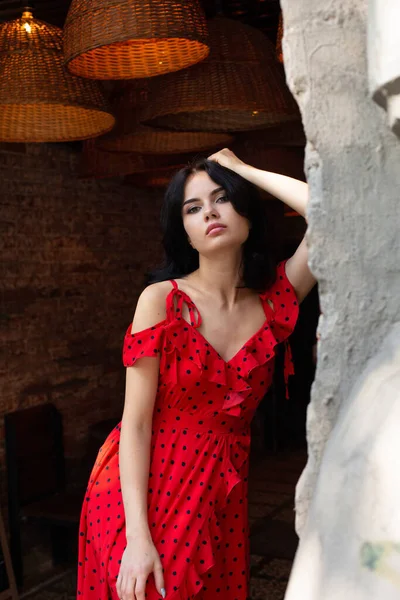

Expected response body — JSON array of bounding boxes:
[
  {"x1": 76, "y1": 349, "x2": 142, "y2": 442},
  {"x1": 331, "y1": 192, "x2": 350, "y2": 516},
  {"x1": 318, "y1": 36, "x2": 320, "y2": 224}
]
[
  {"x1": 279, "y1": 0, "x2": 400, "y2": 536},
  {"x1": 285, "y1": 325, "x2": 400, "y2": 600}
]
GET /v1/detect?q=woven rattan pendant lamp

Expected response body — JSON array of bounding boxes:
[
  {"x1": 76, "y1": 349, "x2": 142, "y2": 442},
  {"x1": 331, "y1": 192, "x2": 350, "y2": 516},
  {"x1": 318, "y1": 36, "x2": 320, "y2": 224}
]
[
  {"x1": 125, "y1": 166, "x2": 185, "y2": 188},
  {"x1": 140, "y1": 17, "x2": 299, "y2": 132},
  {"x1": 97, "y1": 81, "x2": 234, "y2": 155},
  {"x1": 0, "y1": 9, "x2": 115, "y2": 142},
  {"x1": 80, "y1": 139, "x2": 191, "y2": 179},
  {"x1": 63, "y1": 0, "x2": 209, "y2": 80},
  {"x1": 0, "y1": 8, "x2": 114, "y2": 143},
  {"x1": 80, "y1": 140, "x2": 146, "y2": 178}
]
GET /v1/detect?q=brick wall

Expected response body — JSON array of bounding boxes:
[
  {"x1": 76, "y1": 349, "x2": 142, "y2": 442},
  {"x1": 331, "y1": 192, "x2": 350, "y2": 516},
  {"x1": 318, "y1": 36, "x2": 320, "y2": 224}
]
[{"x1": 0, "y1": 143, "x2": 163, "y2": 499}]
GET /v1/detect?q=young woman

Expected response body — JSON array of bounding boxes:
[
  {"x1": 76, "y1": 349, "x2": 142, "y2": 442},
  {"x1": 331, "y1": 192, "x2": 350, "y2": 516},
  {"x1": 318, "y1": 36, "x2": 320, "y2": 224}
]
[{"x1": 77, "y1": 149, "x2": 316, "y2": 600}]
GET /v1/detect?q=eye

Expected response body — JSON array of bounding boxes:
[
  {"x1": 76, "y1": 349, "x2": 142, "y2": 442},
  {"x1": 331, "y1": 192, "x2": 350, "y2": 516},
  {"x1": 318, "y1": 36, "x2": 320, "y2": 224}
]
[
  {"x1": 187, "y1": 205, "x2": 201, "y2": 214},
  {"x1": 216, "y1": 195, "x2": 228, "y2": 203}
]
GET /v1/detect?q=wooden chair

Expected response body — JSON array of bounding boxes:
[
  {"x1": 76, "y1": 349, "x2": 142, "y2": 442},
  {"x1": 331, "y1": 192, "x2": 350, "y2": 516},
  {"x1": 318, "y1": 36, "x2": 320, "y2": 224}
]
[{"x1": 4, "y1": 404, "x2": 83, "y2": 587}]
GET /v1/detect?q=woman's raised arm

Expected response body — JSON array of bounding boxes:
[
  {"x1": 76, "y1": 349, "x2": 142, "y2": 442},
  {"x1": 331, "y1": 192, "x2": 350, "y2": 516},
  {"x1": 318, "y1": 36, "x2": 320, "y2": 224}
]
[{"x1": 208, "y1": 148, "x2": 316, "y2": 302}]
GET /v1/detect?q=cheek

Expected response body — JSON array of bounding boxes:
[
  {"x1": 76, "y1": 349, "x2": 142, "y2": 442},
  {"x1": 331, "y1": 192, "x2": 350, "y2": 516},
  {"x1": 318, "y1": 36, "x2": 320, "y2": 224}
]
[
  {"x1": 183, "y1": 215, "x2": 201, "y2": 244},
  {"x1": 224, "y1": 204, "x2": 247, "y2": 226},
  {"x1": 230, "y1": 212, "x2": 251, "y2": 241}
]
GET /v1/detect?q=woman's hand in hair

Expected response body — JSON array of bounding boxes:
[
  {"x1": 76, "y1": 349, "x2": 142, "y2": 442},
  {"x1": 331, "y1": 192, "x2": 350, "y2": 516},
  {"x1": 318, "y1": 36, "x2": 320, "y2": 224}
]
[{"x1": 207, "y1": 148, "x2": 246, "y2": 173}]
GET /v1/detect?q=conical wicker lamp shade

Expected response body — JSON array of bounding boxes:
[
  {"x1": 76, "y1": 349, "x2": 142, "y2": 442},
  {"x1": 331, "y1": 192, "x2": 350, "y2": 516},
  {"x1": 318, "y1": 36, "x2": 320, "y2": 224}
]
[
  {"x1": 80, "y1": 139, "x2": 193, "y2": 179},
  {"x1": 0, "y1": 10, "x2": 115, "y2": 143},
  {"x1": 100, "y1": 124, "x2": 233, "y2": 155},
  {"x1": 140, "y1": 17, "x2": 299, "y2": 133},
  {"x1": 97, "y1": 82, "x2": 234, "y2": 155},
  {"x1": 80, "y1": 140, "x2": 145, "y2": 179},
  {"x1": 125, "y1": 166, "x2": 186, "y2": 188},
  {"x1": 63, "y1": 0, "x2": 209, "y2": 80}
]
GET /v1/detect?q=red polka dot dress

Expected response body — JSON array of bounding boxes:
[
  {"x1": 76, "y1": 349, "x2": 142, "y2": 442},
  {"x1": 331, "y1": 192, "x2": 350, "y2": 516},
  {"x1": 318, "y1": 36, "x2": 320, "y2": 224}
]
[{"x1": 77, "y1": 262, "x2": 299, "y2": 600}]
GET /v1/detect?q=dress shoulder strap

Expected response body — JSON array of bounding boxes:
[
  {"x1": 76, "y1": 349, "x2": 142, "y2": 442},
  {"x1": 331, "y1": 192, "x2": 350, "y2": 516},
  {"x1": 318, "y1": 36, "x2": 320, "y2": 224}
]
[
  {"x1": 166, "y1": 280, "x2": 201, "y2": 327},
  {"x1": 166, "y1": 279, "x2": 181, "y2": 322}
]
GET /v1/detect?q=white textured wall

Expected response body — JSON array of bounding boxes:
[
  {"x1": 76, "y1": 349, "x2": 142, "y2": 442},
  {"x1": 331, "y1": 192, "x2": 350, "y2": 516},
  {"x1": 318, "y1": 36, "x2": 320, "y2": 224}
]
[
  {"x1": 280, "y1": 0, "x2": 400, "y2": 533},
  {"x1": 285, "y1": 325, "x2": 400, "y2": 599}
]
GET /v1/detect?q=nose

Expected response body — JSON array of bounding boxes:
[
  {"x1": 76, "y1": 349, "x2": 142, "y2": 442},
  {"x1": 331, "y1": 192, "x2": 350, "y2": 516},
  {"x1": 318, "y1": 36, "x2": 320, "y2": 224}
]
[{"x1": 204, "y1": 204, "x2": 219, "y2": 221}]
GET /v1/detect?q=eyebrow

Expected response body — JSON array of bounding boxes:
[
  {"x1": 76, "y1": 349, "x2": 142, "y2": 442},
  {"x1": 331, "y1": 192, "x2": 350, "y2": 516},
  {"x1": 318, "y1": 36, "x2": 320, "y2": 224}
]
[{"x1": 182, "y1": 186, "x2": 225, "y2": 207}]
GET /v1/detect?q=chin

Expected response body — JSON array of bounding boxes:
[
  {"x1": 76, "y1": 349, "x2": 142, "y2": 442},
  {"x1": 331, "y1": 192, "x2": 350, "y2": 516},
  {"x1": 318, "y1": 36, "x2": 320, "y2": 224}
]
[{"x1": 201, "y1": 238, "x2": 244, "y2": 257}]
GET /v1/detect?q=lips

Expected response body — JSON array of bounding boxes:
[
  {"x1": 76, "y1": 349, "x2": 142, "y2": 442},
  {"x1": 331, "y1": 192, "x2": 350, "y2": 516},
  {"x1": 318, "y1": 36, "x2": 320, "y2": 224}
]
[{"x1": 206, "y1": 223, "x2": 226, "y2": 235}]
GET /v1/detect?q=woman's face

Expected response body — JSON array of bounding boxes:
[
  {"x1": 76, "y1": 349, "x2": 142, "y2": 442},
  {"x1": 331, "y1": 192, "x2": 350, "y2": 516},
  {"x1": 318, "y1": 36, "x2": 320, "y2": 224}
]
[{"x1": 182, "y1": 170, "x2": 250, "y2": 256}]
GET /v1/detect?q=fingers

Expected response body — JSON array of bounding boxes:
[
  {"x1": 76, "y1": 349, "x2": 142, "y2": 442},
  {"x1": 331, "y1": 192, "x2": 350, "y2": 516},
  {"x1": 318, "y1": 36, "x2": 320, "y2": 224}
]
[
  {"x1": 117, "y1": 572, "x2": 153, "y2": 600},
  {"x1": 207, "y1": 147, "x2": 230, "y2": 161},
  {"x1": 122, "y1": 575, "x2": 136, "y2": 600},
  {"x1": 116, "y1": 572, "x2": 123, "y2": 600},
  {"x1": 116, "y1": 558, "x2": 164, "y2": 600},
  {"x1": 133, "y1": 575, "x2": 147, "y2": 600},
  {"x1": 153, "y1": 561, "x2": 166, "y2": 598}
]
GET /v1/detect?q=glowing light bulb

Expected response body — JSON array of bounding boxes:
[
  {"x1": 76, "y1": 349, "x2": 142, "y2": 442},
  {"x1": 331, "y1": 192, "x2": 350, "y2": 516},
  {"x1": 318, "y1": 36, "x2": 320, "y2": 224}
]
[
  {"x1": 252, "y1": 111, "x2": 259, "y2": 117},
  {"x1": 21, "y1": 10, "x2": 33, "y2": 34}
]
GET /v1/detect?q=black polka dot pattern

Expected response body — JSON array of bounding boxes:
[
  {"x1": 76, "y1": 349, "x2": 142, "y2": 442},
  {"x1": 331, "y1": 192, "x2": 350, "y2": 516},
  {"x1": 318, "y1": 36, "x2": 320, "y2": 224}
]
[
  {"x1": 77, "y1": 261, "x2": 298, "y2": 599},
  {"x1": 122, "y1": 321, "x2": 165, "y2": 367}
]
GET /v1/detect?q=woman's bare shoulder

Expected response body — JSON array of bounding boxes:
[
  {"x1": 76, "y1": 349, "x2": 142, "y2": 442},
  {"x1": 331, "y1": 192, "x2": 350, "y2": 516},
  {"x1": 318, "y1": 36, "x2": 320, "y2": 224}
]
[{"x1": 131, "y1": 281, "x2": 173, "y2": 333}]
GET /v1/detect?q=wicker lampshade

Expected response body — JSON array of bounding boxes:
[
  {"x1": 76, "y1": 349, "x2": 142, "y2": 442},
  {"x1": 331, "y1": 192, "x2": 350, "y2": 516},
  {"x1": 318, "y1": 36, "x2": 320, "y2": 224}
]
[
  {"x1": 63, "y1": 0, "x2": 209, "y2": 80},
  {"x1": 80, "y1": 139, "x2": 193, "y2": 179},
  {"x1": 100, "y1": 125, "x2": 234, "y2": 155},
  {"x1": 140, "y1": 17, "x2": 299, "y2": 132},
  {"x1": 276, "y1": 12, "x2": 284, "y2": 64},
  {"x1": 125, "y1": 166, "x2": 186, "y2": 188},
  {"x1": 80, "y1": 140, "x2": 144, "y2": 179},
  {"x1": 0, "y1": 10, "x2": 114, "y2": 143},
  {"x1": 97, "y1": 82, "x2": 234, "y2": 155}
]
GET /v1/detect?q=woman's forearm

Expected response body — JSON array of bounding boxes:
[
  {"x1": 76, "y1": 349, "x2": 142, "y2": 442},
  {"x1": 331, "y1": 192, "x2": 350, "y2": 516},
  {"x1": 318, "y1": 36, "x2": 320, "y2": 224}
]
[
  {"x1": 119, "y1": 421, "x2": 152, "y2": 541},
  {"x1": 235, "y1": 163, "x2": 308, "y2": 217}
]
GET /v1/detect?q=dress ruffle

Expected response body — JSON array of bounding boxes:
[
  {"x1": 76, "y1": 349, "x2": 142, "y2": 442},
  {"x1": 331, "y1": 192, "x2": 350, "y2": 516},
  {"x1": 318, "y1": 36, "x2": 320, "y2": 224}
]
[
  {"x1": 164, "y1": 432, "x2": 251, "y2": 600},
  {"x1": 260, "y1": 260, "x2": 299, "y2": 397},
  {"x1": 81, "y1": 418, "x2": 251, "y2": 600},
  {"x1": 122, "y1": 261, "x2": 298, "y2": 402},
  {"x1": 160, "y1": 287, "x2": 297, "y2": 416},
  {"x1": 122, "y1": 320, "x2": 166, "y2": 367}
]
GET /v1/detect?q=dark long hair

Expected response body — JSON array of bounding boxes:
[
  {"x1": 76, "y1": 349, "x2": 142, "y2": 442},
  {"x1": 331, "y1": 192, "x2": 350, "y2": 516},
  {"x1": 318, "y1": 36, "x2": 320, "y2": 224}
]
[{"x1": 147, "y1": 158, "x2": 276, "y2": 292}]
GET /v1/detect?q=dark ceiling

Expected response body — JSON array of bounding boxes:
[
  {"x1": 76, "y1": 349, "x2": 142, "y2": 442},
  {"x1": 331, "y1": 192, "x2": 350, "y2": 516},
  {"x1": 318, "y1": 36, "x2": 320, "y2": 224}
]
[{"x1": 0, "y1": 0, "x2": 282, "y2": 43}]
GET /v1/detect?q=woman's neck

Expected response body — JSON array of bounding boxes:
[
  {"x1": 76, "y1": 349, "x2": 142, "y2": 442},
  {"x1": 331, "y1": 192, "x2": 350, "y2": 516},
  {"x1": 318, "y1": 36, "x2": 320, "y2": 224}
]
[{"x1": 190, "y1": 251, "x2": 245, "y2": 308}]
